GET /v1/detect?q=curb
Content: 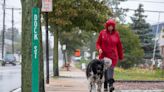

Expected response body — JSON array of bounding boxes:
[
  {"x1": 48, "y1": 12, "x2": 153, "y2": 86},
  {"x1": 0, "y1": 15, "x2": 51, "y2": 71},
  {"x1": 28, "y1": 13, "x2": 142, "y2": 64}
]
[
  {"x1": 116, "y1": 80, "x2": 164, "y2": 83},
  {"x1": 52, "y1": 76, "x2": 164, "y2": 82},
  {"x1": 118, "y1": 90, "x2": 164, "y2": 92},
  {"x1": 10, "y1": 88, "x2": 21, "y2": 92}
]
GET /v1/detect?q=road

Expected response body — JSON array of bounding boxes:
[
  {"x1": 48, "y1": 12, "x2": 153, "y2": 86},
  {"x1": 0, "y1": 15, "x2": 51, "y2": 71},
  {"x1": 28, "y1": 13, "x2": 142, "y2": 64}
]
[
  {"x1": 0, "y1": 47, "x2": 64, "y2": 92},
  {"x1": 0, "y1": 41, "x2": 65, "y2": 92},
  {"x1": 1, "y1": 62, "x2": 164, "y2": 92},
  {"x1": 0, "y1": 65, "x2": 21, "y2": 92},
  {"x1": 0, "y1": 60, "x2": 55, "y2": 92}
]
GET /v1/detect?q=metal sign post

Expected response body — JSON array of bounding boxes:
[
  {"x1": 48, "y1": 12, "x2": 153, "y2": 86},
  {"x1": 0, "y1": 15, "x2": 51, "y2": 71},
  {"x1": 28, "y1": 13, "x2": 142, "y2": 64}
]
[
  {"x1": 32, "y1": 7, "x2": 40, "y2": 92},
  {"x1": 42, "y1": 0, "x2": 53, "y2": 84}
]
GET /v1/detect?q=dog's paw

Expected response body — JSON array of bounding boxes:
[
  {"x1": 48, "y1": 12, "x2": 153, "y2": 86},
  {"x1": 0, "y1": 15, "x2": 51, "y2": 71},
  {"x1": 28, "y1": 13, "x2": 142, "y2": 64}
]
[
  {"x1": 104, "y1": 88, "x2": 108, "y2": 92},
  {"x1": 109, "y1": 86, "x2": 115, "y2": 92}
]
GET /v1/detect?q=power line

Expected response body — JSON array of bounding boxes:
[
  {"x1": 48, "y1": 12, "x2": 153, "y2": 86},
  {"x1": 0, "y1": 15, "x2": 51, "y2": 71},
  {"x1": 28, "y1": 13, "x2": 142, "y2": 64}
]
[
  {"x1": 5, "y1": 7, "x2": 21, "y2": 10},
  {"x1": 125, "y1": 14, "x2": 158, "y2": 22},
  {"x1": 0, "y1": 0, "x2": 21, "y2": 57},
  {"x1": 4, "y1": 7, "x2": 21, "y2": 54},
  {"x1": 127, "y1": 0, "x2": 164, "y2": 4},
  {"x1": 127, "y1": 8, "x2": 164, "y2": 13},
  {"x1": 113, "y1": 8, "x2": 164, "y2": 13}
]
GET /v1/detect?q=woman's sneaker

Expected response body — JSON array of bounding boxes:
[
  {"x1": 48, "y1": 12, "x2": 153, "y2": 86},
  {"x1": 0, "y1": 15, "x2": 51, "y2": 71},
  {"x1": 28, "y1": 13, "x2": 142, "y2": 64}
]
[{"x1": 109, "y1": 78, "x2": 115, "y2": 92}]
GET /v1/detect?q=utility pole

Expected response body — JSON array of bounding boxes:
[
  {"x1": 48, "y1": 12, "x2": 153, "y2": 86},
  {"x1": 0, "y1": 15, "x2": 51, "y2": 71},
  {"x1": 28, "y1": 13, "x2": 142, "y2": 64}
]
[
  {"x1": 2, "y1": 0, "x2": 6, "y2": 59},
  {"x1": 152, "y1": 12, "x2": 161, "y2": 65},
  {"x1": 5, "y1": 8, "x2": 21, "y2": 54},
  {"x1": 12, "y1": 8, "x2": 14, "y2": 54}
]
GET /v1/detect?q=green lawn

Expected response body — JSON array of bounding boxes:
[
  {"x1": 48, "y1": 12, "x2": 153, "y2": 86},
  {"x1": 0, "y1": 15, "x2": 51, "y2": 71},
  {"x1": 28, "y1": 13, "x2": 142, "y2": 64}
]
[
  {"x1": 75, "y1": 59, "x2": 90, "y2": 69},
  {"x1": 75, "y1": 61, "x2": 164, "y2": 81},
  {"x1": 114, "y1": 67, "x2": 164, "y2": 81}
]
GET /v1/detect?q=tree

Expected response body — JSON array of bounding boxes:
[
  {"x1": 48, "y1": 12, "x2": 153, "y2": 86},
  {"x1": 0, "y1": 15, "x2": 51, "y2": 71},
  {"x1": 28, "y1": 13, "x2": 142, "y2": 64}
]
[
  {"x1": 86, "y1": 32, "x2": 98, "y2": 60},
  {"x1": 5, "y1": 28, "x2": 20, "y2": 41},
  {"x1": 5, "y1": 28, "x2": 20, "y2": 53},
  {"x1": 21, "y1": 0, "x2": 45, "y2": 92},
  {"x1": 117, "y1": 24, "x2": 144, "y2": 69},
  {"x1": 49, "y1": 0, "x2": 112, "y2": 76},
  {"x1": 131, "y1": 4, "x2": 148, "y2": 29},
  {"x1": 59, "y1": 28, "x2": 93, "y2": 63},
  {"x1": 53, "y1": 25, "x2": 59, "y2": 76},
  {"x1": 131, "y1": 4, "x2": 155, "y2": 59},
  {"x1": 106, "y1": 0, "x2": 128, "y2": 22}
]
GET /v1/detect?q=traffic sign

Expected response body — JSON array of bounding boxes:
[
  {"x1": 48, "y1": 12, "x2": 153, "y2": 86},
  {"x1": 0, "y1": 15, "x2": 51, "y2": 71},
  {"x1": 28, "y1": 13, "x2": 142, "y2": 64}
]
[
  {"x1": 42, "y1": 0, "x2": 53, "y2": 12},
  {"x1": 32, "y1": 7, "x2": 40, "y2": 92}
]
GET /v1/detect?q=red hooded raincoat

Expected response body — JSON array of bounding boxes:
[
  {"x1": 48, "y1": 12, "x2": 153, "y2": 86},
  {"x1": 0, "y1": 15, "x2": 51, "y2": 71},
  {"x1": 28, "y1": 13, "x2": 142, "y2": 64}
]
[{"x1": 96, "y1": 19, "x2": 124, "y2": 67}]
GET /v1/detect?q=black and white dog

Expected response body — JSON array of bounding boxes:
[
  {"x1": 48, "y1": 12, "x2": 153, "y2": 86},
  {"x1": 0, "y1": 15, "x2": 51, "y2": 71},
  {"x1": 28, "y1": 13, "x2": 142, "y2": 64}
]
[{"x1": 86, "y1": 58, "x2": 112, "y2": 92}]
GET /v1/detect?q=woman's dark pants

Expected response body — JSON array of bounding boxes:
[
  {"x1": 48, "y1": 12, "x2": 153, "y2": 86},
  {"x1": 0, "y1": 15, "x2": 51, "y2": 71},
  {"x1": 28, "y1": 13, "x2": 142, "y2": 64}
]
[{"x1": 104, "y1": 67, "x2": 115, "y2": 89}]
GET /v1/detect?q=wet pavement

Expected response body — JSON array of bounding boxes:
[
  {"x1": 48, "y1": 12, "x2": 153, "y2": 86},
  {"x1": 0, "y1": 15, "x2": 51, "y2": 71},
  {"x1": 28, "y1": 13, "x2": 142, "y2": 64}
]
[
  {"x1": 0, "y1": 46, "x2": 64, "y2": 92},
  {"x1": 0, "y1": 60, "x2": 54, "y2": 92},
  {"x1": 1, "y1": 62, "x2": 164, "y2": 92},
  {"x1": 46, "y1": 66, "x2": 164, "y2": 92},
  {"x1": 0, "y1": 65, "x2": 21, "y2": 92},
  {"x1": 47, "y1": 76, "x2": 164, "y2": 92}
]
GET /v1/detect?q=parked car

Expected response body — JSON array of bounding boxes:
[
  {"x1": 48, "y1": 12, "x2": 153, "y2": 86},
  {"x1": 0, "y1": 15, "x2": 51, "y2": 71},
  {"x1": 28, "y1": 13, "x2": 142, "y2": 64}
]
[{"x1": 1, "y1": 54, "x2": 16, "y2": 66}]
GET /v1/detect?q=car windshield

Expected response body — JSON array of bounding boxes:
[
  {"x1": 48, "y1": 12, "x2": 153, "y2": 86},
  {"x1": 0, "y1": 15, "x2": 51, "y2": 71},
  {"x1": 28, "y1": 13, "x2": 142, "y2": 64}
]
[{"x1": 4, "y1": 54, "x2": 15, "y2": 60}]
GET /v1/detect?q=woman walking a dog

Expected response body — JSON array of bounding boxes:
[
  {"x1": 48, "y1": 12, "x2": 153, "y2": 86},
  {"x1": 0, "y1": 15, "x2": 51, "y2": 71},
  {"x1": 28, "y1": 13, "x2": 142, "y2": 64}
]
[{"x1": 96, "y1": 19, "x2": 124, "y2": 91}]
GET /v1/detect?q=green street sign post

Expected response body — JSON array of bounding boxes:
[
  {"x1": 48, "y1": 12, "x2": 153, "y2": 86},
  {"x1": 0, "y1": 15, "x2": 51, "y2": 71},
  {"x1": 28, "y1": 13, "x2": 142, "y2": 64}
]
[{"x1": 32, "y1": 7, "x2": 40, "y2": 92}]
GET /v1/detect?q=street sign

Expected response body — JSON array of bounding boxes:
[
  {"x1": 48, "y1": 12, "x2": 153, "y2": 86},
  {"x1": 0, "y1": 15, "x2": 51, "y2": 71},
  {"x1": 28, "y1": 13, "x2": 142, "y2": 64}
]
[
  {"x1": 32, "y1": 7, "x2": 40, "y2": 92},
  {"x1": 42, "y1": 0, "x2": 53, "y2": 12}
]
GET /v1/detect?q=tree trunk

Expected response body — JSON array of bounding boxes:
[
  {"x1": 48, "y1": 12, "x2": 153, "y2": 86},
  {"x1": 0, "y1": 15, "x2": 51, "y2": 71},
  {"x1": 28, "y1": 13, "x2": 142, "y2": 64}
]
[
  {"x1": 21, "y1": 0, "x2": 33, "y2": 91},
  {"x1": 39, "y1": 23, "x2": 45, "y2": 92},
  {"x1": 21, "y1": 0, "x2": 45, "y2": 92},
  {"x1": 53, "y1": 27, "x2": 59, "y2": 76}
]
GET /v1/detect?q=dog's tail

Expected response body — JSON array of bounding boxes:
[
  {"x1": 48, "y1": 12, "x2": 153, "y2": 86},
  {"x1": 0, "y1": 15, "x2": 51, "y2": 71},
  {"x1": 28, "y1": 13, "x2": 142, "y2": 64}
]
[{"x1": 86, "y1": 60, "x2": 94, "y2": 79}]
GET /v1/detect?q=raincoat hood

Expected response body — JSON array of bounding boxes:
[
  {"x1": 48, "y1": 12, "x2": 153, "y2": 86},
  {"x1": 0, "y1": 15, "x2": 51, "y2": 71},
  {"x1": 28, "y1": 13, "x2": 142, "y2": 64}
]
[{"x1": 105, "y1": 19, "x2": 116, "y2": 32}]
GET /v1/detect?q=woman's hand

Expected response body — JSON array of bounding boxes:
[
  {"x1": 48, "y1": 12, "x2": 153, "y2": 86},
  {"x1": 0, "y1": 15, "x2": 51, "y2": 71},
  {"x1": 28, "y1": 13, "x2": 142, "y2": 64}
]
[
  {"x1": 120, "y1": 58, "x2": 125, "y2": 62},
  {"x1": 99, "y1": 49, "x2": 103, "y2": 54}
]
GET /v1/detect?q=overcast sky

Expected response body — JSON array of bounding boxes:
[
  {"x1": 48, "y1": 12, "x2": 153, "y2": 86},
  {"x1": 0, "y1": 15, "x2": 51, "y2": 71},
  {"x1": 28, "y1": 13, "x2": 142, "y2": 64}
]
[
  {"x1": 120, "y1": 0, "x2": 164, "y2": 24},
  {"x1": 0, "y1": 0, "x2": 164, "y2": 32},
  {"x1": 0, "y1": 0, "x2": 21, "y2": 32}
]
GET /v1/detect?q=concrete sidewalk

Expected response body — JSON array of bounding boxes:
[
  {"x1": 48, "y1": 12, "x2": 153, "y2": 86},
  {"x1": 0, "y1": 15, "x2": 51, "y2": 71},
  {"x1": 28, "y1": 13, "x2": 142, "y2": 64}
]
[{"x1": 46, "y1": 66, "x2": 89, "y2": 92}]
